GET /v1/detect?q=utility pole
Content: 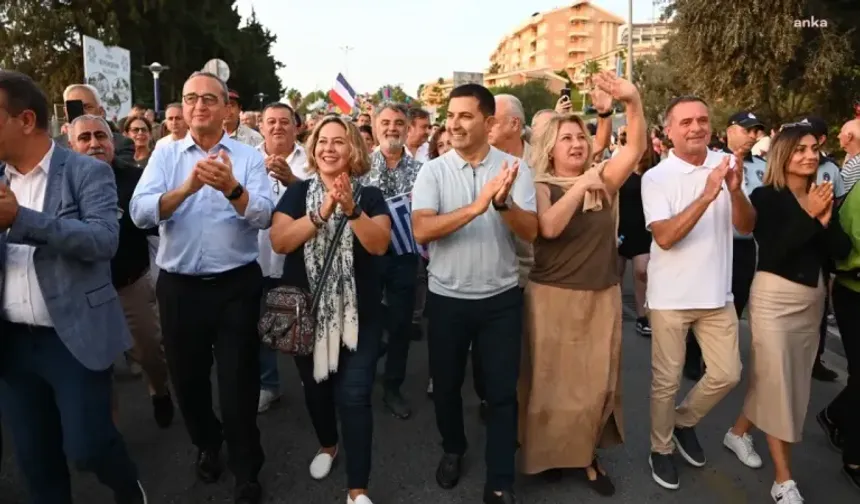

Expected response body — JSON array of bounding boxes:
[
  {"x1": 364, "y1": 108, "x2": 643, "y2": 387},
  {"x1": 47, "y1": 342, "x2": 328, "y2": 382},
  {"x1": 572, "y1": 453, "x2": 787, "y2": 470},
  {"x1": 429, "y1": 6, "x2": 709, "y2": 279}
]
[
  {"x1": 627, "y1": 0, "x2": 634, "y2": 80},
  {"x1": 340, "y1": 45, "x2": 354, "y2": 80}
]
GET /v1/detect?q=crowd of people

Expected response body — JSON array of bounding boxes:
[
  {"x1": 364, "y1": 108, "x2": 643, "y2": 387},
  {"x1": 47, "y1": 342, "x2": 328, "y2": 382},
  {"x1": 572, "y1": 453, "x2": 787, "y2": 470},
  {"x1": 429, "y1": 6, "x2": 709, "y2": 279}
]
[{"x1": 0, "y1": 64, "x2": 858, "y2": 504}]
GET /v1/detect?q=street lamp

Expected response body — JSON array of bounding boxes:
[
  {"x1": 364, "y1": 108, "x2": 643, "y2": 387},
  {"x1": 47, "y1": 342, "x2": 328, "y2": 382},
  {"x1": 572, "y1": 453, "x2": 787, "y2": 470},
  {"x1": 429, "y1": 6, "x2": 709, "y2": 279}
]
[
  {"x1": 255, "y1": 92, "x2": 266, "y2": 111},
  {"x1": 144, "y1": 62, "x2": 169, "y2": 115}
]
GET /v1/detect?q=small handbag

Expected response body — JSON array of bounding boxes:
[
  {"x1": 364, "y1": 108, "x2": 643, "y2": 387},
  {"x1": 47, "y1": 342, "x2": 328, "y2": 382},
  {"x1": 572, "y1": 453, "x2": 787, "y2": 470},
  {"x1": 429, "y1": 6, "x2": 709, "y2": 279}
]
[{"x1": 259, "y1": 187, "x2": 363, "y2": 355}]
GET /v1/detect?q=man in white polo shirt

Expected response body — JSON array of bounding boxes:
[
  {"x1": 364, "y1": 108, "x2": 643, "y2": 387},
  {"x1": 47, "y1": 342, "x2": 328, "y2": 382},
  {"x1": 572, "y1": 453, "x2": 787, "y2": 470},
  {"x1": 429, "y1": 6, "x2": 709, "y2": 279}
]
[
  {"x1": 412, "y1": 83, "x2": 538, "y2": 504},
  {"x1": 641, "y1": 96, "x2": 756, "y2": 491}
]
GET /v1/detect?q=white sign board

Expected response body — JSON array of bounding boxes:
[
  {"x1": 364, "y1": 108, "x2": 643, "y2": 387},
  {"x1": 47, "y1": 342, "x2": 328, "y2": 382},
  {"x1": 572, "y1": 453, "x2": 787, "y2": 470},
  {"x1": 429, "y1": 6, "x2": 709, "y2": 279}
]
[
  {"x1": 453, "y1": 72, "x2": 484, "y2": 87},
  {"x1": 82, "y1": 35, "x2": 132, "y2": 121}
]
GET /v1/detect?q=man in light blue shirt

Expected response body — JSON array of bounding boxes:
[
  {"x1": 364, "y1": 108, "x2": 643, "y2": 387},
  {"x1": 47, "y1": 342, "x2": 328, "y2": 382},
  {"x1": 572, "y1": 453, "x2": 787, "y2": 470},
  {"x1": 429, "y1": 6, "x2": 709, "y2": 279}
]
[{"x1": 130, "y1": 71, "x2": 272, "y2": 504}]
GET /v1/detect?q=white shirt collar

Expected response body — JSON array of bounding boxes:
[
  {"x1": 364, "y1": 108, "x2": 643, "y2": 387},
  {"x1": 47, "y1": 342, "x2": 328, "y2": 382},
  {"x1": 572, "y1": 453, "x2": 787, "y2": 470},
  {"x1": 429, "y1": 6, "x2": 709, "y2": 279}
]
[{"x1": 8, "y1": 140, "x2": 55, "y2": 176}]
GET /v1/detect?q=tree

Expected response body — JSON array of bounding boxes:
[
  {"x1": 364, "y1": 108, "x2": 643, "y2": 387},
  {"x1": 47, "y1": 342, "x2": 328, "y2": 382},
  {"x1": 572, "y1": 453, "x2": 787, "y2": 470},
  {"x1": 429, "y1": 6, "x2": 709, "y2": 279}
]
[
  {"x1": 298, "y1": 90, "x2": 328, "y2": 115},
  {"x1": 375, "y1": 84, "x2": 410, "y2": 103},
  {"x1": 286, "y1": 88, "x2": 302, "y2": 109},
  {"x1": 582, "y1": 60, "x2": 601, "y2": 80},
  {"x1": 488, "y1": 80, "x2": 557, "y2": 124},
  {"x1": 488, "y1": 62, "x2": 502, "y2": 74},
  {"x1": 0, "y1": 0, "x2": 285, "y2": 116},
  {"x1": 662, "y1": 0, "x2": 858, "y2": 125}
]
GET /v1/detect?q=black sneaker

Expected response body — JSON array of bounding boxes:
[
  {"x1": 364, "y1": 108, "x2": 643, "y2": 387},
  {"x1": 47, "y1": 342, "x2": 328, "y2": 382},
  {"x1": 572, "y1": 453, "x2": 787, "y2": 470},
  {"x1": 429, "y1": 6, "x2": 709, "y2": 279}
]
[
  {"x1": 683, "y1": 360, "x2": 704, "y2": 381},
  {"x1": 812, "y1": 360, "x2": 838, "y2": 382},
  {"x1": 196, "y1": 448, "x2": 223, "y2": 484},
  {"x1": 636, "y1": 317, "x2": 652, "y2": 337},
  {"x1": 673, "y1": 426, "x2": 706, "y2": 467},
  {"x1": 843, "y1": 464, "x2": 860, "y2": 491},
  {"x1": 435, "y1": 453, "x2": 463, "y2": 489},
  {"x1": 234, "y1": 481, "x2": 262, "y2": 504},
  {"x1": 816, "y1": 407, "x2": 844, "y2": 452},
  {"x1": 649, "y1": 452, "x2": 679, "y2": 490},
  {"x1": 483, "y1": 488, "x2": 519, "y2": 503},
  {"x1": 152, "y1": 392, "x2": 174, "y2": 429},
  {"x1": 383, "y1": 388, "x2": 412, "y2": 420}
]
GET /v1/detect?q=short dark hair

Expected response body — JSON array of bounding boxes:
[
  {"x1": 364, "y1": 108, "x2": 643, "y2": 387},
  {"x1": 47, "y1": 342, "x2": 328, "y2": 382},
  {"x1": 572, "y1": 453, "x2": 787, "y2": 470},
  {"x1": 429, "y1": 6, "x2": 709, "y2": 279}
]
[
  {"x1": 359, "y1": 112, "x2": 371, "y2": 119},
  {"x1": 663, "y1": 95, "x2": 709, "y2": 125},
  {"x1": 448, "y1": 84, "x2": 495, "y2": 118},
  {"x1": 165, "y1": 102, "x2": 182, "y2": 112},
  {"x1": 261, "y1": 102, "x2": 295, "y2": 122},
  {"x1": 358, "y1": 125, "x2": 373, "y2": 136},
  {"x1": 132, "y1": 103, "x2": 147, "y2": 110},
  {"x1": 0, "y1": 70, "x2": 49, "y2": 130},
  {"x1": 407, "y1": 107, "x2": 430, "y2": 123}
]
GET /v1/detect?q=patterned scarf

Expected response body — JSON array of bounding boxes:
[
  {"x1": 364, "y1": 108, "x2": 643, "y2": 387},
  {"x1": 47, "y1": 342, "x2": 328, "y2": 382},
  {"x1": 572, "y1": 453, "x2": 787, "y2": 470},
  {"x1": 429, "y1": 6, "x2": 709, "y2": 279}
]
[
  {"x1": 304, "y1": 175, "x2": 360, "y2": 382},
  {"x1": 533, "y1": 160, "x2": 620, "y2": 234}
]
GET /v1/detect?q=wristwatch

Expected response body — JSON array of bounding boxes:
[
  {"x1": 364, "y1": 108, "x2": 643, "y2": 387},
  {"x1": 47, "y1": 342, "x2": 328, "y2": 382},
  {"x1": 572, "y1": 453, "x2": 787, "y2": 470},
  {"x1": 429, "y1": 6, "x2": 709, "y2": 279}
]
[
  {"x1": 346, "y1": 204, "x2": 363, "y2": 220},
  {"x1": 597, "y1": 110, "x2": 613, "y2": 119},
  {"x1": 226, "y1": 183, "x2": 244, "y2": 201},
  {"x1": 492, "y1": 194, "x2": 514, "y2": 211}
]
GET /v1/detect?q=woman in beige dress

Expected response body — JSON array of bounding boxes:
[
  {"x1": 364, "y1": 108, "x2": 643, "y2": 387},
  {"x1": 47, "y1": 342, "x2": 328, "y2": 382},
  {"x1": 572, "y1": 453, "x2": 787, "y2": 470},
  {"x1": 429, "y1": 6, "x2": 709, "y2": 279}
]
[
  {"x1": 517, "y1": 72, "x2": 645, "y2": 496},
  {"x1": 721, "y1": 126, "x2": 851, "y2": 504}
]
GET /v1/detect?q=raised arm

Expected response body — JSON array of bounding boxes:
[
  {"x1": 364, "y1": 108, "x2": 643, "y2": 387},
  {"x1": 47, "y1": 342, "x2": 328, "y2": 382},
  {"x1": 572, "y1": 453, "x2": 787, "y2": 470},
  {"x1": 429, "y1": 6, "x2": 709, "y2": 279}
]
[
  {"x1": 6, "y1": 158, "x2": 119, "y2": 261},
  {"x1": 593, "y1": 73, "x2": 646, "y2": 195}
]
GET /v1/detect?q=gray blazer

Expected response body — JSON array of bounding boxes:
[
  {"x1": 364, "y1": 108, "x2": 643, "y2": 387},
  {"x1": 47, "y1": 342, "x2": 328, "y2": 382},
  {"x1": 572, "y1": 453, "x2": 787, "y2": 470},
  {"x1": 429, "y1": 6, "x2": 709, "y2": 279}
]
[{"x1": 0, "y1": 146, "x2": 132, "y2": 371}]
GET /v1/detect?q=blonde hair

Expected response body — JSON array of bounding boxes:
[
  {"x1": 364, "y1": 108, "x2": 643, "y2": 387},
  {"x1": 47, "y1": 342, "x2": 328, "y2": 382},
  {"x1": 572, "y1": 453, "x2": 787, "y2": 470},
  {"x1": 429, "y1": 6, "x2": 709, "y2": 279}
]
[
  {"x1": 762, "y1": 126, "x2": 818, "y2": 190},
  {"x1": 531, "y1": 113, "x2": 594, "y2": 178},
  {"x1": 305, "y1": 115, "x2": 371, "y2": 177}
]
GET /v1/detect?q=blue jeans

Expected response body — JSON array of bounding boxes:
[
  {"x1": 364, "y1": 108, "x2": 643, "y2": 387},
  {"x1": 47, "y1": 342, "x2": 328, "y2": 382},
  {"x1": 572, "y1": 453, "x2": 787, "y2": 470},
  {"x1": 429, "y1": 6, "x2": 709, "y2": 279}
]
[
  {"x1": 0, "y1": 324, "x2": 140, "y2": 504},
  {"x1": 259, "y1": 277, "x2": 281, "y2": 392},
  {"x1": 294, "y1": 320, "x2": 382, "y2": 489}
]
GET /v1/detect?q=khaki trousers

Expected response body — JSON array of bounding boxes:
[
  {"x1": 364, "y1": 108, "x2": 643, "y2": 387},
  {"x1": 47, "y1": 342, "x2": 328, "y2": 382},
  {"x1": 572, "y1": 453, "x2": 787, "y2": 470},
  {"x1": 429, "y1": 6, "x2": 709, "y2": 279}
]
[
  {"x1": 118, "y1": 272, "x2": 169, "y2": 397},
  {"x1": 650, "y1": 303, "x2": 742, "y2": 454}
]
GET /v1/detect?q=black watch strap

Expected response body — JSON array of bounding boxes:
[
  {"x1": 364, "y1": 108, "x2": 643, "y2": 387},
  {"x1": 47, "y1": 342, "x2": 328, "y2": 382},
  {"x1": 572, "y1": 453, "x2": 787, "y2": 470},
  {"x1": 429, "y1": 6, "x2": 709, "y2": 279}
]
[
  {"x1": 597, "y1": 110, "x2": 613, "y2": 119},
  {"x1": 226, "y1": 183, "x2": 244, "y2": 201}
]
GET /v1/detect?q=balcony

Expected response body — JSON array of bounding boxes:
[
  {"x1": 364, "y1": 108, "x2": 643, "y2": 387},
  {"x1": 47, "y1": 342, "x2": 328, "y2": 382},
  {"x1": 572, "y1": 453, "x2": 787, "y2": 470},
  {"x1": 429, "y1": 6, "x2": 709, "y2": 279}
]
[
  {"x1": 568, "y1": 47, "x2": 587, "y2": 54},
  {"x1": 569, "y1": 15, "x2": 589, "y2": 22},
  {"x1": 569, "y1": 30, "x2": 590, "y2": 37}
]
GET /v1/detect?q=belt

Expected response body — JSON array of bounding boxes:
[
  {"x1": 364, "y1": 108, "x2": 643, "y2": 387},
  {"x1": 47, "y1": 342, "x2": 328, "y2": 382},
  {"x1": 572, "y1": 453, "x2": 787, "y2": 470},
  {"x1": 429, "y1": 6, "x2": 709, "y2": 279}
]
[{"x1": 162, "y1": 262, "x2": 259, "y2": 284}]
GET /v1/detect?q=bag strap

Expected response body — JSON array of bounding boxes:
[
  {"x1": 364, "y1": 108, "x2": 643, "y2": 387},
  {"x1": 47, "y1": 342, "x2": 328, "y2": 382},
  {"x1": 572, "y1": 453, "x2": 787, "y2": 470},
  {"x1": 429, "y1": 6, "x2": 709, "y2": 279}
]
[{"x1": 309, "y1": 184, "x2": 364, "y2": 315}]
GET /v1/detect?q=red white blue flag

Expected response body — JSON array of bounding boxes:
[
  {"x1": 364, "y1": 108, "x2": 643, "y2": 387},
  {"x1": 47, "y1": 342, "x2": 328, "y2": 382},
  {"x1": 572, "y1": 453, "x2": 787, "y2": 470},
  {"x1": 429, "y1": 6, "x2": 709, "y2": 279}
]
[{"x1": 329, "y1": 73, "x2": 356, "y2": 114}]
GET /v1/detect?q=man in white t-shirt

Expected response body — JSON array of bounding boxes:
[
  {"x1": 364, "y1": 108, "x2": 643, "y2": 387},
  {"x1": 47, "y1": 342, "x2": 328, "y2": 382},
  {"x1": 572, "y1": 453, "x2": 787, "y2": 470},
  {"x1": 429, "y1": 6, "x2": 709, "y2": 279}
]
[
  {"x1": 255, "y1": 103, "x2": 308, "y2": 413},
  {"x1": 641, "y1": 96, "x2": 755, "y2": 492},
  {"x1": 153, "y1": 102, "x2": 188, "y2": 150}
]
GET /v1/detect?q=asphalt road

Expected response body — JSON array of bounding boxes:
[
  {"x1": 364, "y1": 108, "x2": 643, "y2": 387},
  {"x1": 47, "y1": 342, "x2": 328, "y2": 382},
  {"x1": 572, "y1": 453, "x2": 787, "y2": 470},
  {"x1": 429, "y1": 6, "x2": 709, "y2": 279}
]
[{"x1": 0, "y1": 278, "x2": 856, "y2": 504}]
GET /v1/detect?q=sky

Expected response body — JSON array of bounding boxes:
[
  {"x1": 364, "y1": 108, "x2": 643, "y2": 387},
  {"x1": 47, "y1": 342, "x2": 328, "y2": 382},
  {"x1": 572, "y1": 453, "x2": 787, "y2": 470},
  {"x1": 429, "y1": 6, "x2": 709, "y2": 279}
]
[{"x1": 234, "y1": 0, "x2": 661, "y2": 99}]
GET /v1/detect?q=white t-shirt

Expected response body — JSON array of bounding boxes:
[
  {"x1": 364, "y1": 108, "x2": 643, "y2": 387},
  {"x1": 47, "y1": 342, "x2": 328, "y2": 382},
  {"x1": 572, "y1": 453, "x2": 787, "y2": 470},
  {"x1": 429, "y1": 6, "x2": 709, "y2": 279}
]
[
  {"x1": 257, "y1": 143, "x2": 309, "y2": 278},
  {"x1": 641, "y1": 149, "x2": 735, "y2": 310}
]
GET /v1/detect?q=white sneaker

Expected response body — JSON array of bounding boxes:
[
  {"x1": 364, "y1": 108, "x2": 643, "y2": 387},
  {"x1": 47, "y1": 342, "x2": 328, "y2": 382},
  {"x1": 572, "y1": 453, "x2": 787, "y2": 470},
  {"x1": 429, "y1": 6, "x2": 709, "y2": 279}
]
[
  {"x1": 257, "y1": 389, "x2": 280, "y2": 414},
  {"x1": 347, "y1": 494, "x2": 373, "y2": 504},
  {"x1": 310, "y1": 448, "x2": 337, "y2": 480},
  {"x1": 426, "y1": 378, "x2": 434, "y2": 396},
  {"x1": 771, "y1": 480, "x2": 804, "y2": 503},
  {"x1": 723, "y1": 430, "x2": 763, "y2": 468}
]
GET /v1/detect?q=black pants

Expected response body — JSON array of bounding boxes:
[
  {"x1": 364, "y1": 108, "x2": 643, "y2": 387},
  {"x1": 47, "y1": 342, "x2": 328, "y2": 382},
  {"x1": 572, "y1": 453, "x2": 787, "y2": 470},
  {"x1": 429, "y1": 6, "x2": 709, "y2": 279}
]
[
  {"x1": 156, "y1": 262, "x2": 264, "y2": 483},
  {"x1": 379, "y1": 253, "x2": 418, "y2": 391},
  {"x1": 0, "y1": 325, "x2": 140, "y2": 504},
  {"x1": 827, "y1": 282, "x2": 860, "y2": 465},
  {"x1": 427, "y1": 288, "x2": 522, "y2": 492},
  {"x1": 294, "y1": 320, "x2": 381, "y2": 489},
  {"x1": 687, "y1": 239, "x2": 756, "y2": 368}
]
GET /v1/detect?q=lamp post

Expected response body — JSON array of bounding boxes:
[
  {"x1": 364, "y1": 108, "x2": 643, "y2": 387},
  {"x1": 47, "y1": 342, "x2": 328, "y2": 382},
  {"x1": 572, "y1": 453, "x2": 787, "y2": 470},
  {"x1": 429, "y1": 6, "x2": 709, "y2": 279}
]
[
  {"x1": 144, "y1": 62, "x2": 169, "y2": 115},
  {"x1": 340, "y1": 45, "x2": 354, "y2": 80},
  {"x1": 626, "y1": 0, "x2": 634, "y2": 80},
  {"x1": 255, "y1": 92, "x2": 266, "y2": 111}
]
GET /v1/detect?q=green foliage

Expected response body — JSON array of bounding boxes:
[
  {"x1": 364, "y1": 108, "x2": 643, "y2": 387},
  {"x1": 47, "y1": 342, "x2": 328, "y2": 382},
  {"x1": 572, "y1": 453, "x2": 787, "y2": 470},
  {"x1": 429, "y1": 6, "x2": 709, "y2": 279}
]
[
  {"x1": 488, "y1": 62, "x2": 502, "y2": 74},
  {"x1": 660, "y1": 0, "x2": 859, "y2": 126},
  {"x1": 0, "y1": 0, "x2": 284, "y2": 115},
  {"x1": 298, "y1": 90, "x2": 328, "y2": 115},
  {"x1": 374, "y1": 84, "x2": 410, "y2": 104},
  {"x1": 488, "y1": 80, "x2": 557, "y2": 124}
]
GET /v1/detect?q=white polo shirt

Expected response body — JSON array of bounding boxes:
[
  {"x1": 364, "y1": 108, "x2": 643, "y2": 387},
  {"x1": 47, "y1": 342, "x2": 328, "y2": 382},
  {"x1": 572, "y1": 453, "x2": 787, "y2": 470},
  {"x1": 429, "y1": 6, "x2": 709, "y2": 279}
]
[{"x1": 641, "y1": 149, "x2": 734, "y2": 310}]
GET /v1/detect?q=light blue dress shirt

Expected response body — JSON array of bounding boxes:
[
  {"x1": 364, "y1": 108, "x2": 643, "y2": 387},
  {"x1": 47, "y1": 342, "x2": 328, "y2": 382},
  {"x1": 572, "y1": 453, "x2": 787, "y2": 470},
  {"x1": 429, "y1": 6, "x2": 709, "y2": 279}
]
[{"x1": 130, "y1": 133, "x2": 273, "y2": 275}]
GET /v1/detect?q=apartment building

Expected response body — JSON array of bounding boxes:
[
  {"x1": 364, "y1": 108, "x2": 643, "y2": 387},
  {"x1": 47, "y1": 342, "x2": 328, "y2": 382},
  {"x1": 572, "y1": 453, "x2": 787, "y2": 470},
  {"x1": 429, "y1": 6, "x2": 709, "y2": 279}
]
[
  {"x1": 619, "y1": 22, "x2": 673, "y2": 58},
  {"x1": 489, "y1": 2, "x2": 625, "y2": 77}
]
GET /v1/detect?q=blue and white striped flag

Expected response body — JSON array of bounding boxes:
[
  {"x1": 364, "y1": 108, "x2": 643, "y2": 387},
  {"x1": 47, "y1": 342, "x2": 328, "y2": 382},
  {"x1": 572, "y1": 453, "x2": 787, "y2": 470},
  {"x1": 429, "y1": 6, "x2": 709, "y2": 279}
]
[{"x1": 386, "y1": 192, "x2": 427, "y2": 257}]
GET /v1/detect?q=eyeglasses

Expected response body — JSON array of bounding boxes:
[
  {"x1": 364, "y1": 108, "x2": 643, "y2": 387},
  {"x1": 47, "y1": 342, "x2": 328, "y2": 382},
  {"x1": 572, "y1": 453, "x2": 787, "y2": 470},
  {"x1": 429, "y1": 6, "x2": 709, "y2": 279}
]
[
  {"x1": 272, "y1": 178, "x2": 280, "y2": 196},
  {"x1": 128, "y1": 127, "x2": 149, "y2": 134},
  {"x1": 182, "y1": 93, "x2": 220, "y2": 106}
]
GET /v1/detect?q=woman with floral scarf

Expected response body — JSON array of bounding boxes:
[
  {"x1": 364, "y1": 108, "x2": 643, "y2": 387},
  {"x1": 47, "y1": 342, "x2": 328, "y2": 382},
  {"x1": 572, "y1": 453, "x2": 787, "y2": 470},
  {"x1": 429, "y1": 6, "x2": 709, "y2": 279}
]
[{"x1": 269, "y1": 116, "x2": 391, "y2": 504}]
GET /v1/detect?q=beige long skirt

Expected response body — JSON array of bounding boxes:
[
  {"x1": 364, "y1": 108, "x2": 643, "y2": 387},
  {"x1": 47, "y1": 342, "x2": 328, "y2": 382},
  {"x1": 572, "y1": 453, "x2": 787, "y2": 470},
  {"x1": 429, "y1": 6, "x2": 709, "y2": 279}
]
[
  {"x1": 744, "y1": 271, "x2": 825, "y2": 443},
  {"x1": 517, "y1": 281, "x2": 624, "y2": 474}
]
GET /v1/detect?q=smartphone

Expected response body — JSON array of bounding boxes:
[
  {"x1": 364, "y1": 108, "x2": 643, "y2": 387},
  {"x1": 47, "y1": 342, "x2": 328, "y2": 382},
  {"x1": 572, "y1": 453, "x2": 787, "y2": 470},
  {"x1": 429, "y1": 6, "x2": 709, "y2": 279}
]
[
  {"x1": 65, "y1": 99, "x2": 85, "y2": 122},
  {"x1": 561, "y1": 88, "x2": 571, "y2": 100}
]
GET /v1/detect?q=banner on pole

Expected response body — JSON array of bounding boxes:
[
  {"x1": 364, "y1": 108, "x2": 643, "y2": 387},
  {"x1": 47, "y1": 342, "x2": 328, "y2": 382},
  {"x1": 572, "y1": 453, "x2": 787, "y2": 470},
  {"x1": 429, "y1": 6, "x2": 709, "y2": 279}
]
[{"x1": 82, "y1": 35, "x2": 132, "y2": 121}]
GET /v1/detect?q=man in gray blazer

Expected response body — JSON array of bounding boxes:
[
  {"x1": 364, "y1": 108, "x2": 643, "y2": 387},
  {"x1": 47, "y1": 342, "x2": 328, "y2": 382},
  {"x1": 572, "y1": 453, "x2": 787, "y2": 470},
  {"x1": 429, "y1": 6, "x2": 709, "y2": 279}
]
[{"x1": 0, "y1": 70, "x2": 146, "y2": 504}]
